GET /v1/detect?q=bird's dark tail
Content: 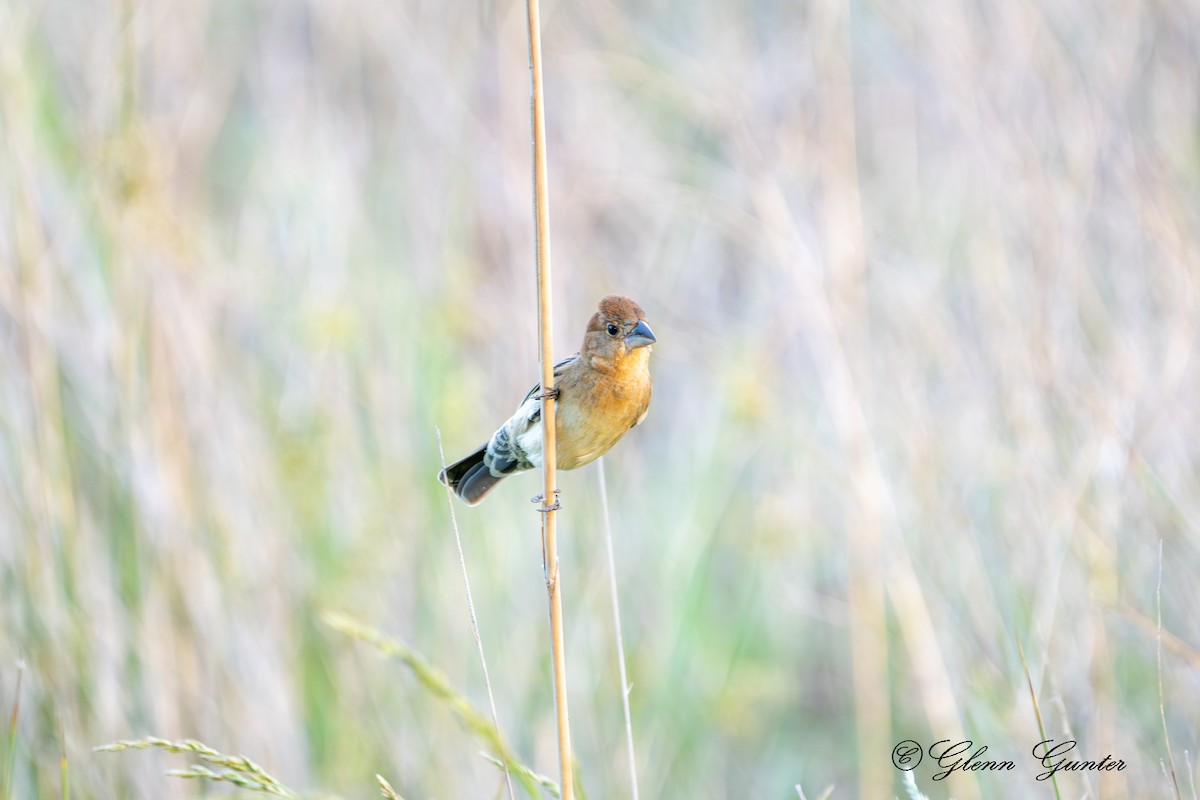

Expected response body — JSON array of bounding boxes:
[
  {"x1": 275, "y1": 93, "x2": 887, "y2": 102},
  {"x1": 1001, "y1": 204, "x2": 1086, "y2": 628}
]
[{"x1": 438, "y1": 444, "x2": 505, "y2": 505}]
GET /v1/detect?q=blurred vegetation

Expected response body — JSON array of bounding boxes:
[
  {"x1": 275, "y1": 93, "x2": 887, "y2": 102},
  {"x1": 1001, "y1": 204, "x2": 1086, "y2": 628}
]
[{"x1": 2, "y1": 0, "x2": 1199, "y2": 798}]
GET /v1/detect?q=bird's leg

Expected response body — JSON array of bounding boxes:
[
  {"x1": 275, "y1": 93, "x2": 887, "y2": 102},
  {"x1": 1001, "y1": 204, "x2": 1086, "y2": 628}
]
[
  {"x1": 532, "y1": 386, "x2": 560, "y2": 401},
  {"x1": 530, "y1": 490, "x2": 562, "y2": 512}
]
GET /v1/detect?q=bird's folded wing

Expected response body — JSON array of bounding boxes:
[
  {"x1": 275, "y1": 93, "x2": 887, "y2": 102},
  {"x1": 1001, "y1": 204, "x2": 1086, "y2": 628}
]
[{"x1": 519, "y1": 353, "x2": 579, "y2": 412}]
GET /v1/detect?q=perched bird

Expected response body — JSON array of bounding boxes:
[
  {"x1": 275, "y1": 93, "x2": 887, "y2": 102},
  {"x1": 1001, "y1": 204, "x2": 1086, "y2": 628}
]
[{"x1": 439, "y1": 295, "x2": 655, "y2": 505}]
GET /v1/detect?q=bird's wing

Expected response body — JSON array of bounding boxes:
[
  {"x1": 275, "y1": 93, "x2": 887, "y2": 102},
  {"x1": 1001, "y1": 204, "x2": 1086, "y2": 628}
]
[
  {"x1": 519, "y1": 354, "x2": 579, "y2": 412},
  {"x1": 486, "y1": 355, "x2": 578, "y2": 475}
]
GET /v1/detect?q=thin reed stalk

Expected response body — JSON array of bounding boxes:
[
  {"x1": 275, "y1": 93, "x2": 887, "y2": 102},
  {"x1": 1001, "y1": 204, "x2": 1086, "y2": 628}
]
[
  {"x1": 4, "y1": 663, "x2": 23, "y2": 800},
  {"x1": 436, "y1": 428, "x2": 515, "y2": 800},
  {"x1": 1016, "y1": 637, "x2": 1063, "y2": 800},
  {"x1": 59, "y1": 724, "x2": 67, "y2": 800},
  {"x1": 524, "y1": 0, "x2": 573, "y2": 796},
  {"x1": 597, "y1": 458, "x2": 638, "y2": 799},
  {"x1": 1158, "y1": 541, "x2": 1183, "y2": 800}
]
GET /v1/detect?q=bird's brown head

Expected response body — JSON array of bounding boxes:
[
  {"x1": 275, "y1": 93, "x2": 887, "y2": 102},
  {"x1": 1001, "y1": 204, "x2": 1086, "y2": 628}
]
[{"x1": 582, "y1": 295, "x2": 656, "y2": 368}]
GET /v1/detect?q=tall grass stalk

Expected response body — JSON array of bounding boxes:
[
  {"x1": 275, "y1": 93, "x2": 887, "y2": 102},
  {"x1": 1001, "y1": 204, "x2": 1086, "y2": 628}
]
[
  {"x1": 597, "y1": 458, "x2": 638, "y2": 799},
  {"x1": 1016, "y1": 637, "x2": 1062, "y2": 800},
  {"x1": 95, "y1": 738, "x2": 297, "y2": 797},
  {"x1": 376, "y1": 774, "x2": 405, "y2": 800},
  {"x1": 482, "y1": 754, "x2": 563, "y2": 799},
  {"x1": 3, "y1": 663, "x2": 23, "y2": 800},
  {"x1": 437, "y1": 428, "x2": 515, "y2": 800},
  {"x1": 524, "y1": 0, "x2": 573, "y2": 795},
  {"x1": 899, "y1": 770, "x2": 932, "y2": 800},
  {"x1": 321, "y1": 613, "x2": 547, "y2": 797},
  {"x1": 1158, "y1": 541, "x2": 1183, "y2": 799},
  {"x1": 59, "y1": 724, "x2": 67, "y2": 800}
]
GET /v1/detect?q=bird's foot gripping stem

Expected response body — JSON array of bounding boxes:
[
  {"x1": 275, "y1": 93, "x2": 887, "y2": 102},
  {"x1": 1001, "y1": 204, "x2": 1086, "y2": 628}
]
[
  {"x1": 531, "y1": 490, "x2": 561, "y2": 512},
  {"x1": 532, "y1": 386, "x2": 559, "y2": 401}
]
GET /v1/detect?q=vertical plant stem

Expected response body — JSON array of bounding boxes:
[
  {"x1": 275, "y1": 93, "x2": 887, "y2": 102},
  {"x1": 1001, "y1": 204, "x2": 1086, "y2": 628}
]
[
  {"x1": 597, "y1": 458, "x2": 638, "y2": 799},
  {"x1": 59, "y1": 722, "x2": 68, "y2": 800},
  {"x1": 435, "y1": 428, "x2": 515, "y2": 800},
  {"x1": 524, "y1": 0, "x2": 572, "y2": 796},
  {"x1": 1157, "y1": 540, "x2": 1183, "y2": 800},
  {"x1": 1016, "y1": 637, "x2": 1062, "y2": 800},
  {"x1": 4, "y1": 663, "x2": 24, "y2": 800}
]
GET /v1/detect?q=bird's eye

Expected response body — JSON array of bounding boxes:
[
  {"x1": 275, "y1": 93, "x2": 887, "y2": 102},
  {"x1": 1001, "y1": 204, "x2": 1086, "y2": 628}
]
[{"x1": 606, "y1": 323, "x2": 619, "y2": 337}]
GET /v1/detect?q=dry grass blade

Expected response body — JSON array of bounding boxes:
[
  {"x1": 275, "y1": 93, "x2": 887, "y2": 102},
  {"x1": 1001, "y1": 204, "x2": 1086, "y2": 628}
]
[
  {"x1": 795, "y1": 783, "x2": 835, "y2": 800},
  {"x1": 58, "y1": 723, "x2": 67, "y2": 800},
  {"x1": 597, "y1": 458, "x2": 638, "y2": 799},
  {"x1": 376, "y1": 773, "x2": 405, "y2": 800},
  {"x1": 1113, "y1": 605, "x2": 1200, "y2": 672},
  {"x1": 436, "y1": 428, "x2": 515, "y2": 800},
  {"x1": 94, "y1": 737, "x2": 296, "y2": 797},
  {"x1": 1016, "y1": 638, "x2": 1062, "y2": 800},
  {"x1": 1157, "y1": 541, "x2": 1183, "y2": 799},
  {"x1": 167, "y1": 764, "x2": 293, "y2": 796},
  {"x1": 4, "y1": 664, "x2": 23, "y2": 800},
  {"x1": 321, "y1": 612, "x2": 545, "y2": 797},
  {"x1": 900, "y1": 771, "x2": 931, "y2": 800},
  {"x1": 482, "y1": 753, "x2": 561, "y2": 798}
]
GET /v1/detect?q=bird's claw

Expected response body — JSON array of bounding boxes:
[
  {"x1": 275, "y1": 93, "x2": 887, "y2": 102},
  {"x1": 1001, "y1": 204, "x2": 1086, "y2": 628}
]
[
  {"x1": 533, "y1": 386, "x2": 560, "y2": 401},
  {"x1": 531, "y1": 490, "x2": 562, "y2": 512}
]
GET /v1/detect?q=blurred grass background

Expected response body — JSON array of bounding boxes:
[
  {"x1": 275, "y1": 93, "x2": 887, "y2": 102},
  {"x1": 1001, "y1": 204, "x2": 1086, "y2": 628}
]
[{"x1": 2, "y1": 0, "x2": 1199, "y2": 797}]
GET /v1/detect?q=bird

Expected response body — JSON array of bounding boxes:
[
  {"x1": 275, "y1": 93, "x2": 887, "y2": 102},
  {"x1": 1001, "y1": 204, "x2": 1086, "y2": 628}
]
[{"x1": 438, "y1": 295, "x2": 655, "y2": 505}]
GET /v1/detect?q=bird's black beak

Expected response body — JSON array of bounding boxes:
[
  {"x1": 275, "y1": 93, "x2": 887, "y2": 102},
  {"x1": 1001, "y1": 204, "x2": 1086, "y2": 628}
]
[{"x1": 625, "y1": 319, "x2": 656, "y2": 349}]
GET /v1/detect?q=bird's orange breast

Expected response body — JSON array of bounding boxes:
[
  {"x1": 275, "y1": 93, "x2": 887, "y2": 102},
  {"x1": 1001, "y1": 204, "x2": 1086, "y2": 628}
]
[{"x1": 553, "y1": 354, "x2": 651, "y2": 470}]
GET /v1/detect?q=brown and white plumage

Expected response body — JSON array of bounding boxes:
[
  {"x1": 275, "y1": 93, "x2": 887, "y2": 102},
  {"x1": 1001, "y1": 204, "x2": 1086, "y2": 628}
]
[{"x1": 439, "y1": 295, "x2": 655, "y2": 505}]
